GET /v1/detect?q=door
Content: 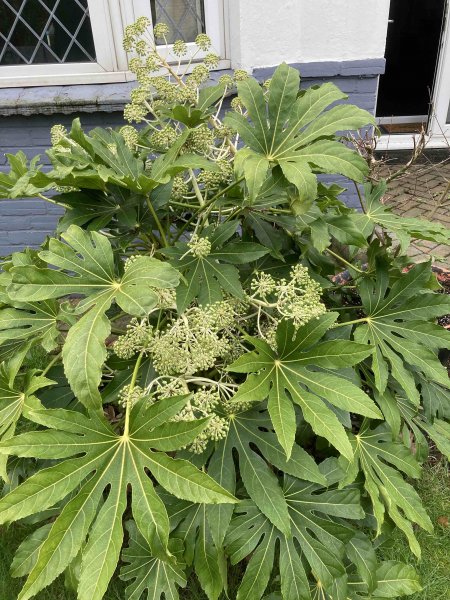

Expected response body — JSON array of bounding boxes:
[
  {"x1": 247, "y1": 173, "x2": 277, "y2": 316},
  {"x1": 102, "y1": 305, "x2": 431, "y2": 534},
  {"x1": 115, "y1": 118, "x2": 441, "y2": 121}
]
[{"x1": 377, "y1": 0, "x2": 447, "y2": 120}]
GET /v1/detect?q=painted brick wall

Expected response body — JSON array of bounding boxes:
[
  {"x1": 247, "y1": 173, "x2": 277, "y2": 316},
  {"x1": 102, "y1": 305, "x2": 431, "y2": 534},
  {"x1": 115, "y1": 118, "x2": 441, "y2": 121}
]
[
  {"x1": 0, "y1": 70, "x2": 379, "y2": 255},
  {"x1": 0, "y1": 113, "x2": 124, "y2": 256}
]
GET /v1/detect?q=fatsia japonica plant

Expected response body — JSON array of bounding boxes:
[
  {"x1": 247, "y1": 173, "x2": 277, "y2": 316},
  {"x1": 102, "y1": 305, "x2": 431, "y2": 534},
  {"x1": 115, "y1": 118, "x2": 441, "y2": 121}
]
[{"x1": 0, "y1": 16, "x2": 449, "y2": 600}]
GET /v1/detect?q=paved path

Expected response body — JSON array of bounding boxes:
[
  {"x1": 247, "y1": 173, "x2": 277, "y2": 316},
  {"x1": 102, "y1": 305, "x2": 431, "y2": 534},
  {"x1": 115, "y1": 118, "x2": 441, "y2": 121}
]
[{"x1": 378, "y1": 156, "x2": 450, "y2": 262}]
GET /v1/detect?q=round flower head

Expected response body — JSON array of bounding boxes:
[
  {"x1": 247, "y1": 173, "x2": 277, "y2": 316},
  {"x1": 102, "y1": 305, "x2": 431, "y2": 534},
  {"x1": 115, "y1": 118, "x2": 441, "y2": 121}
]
[
  {"x1": 234, "y1": 69, "x2": 250, "y2": 81},
  {"x1": 50, "y1": 124, "x2": 67, "y2": 146},
  {"x1": 119, "y1": 125, "x2": 139, "y2": 150},
  {"x1": 195, "y1": 33, "x2": 211, "y2": 50},
  {"x1": 153, "y1": 22, "x2": 170, "y2": 38},
  {"x1": 231, "y1": 97, "x2": 243, "y2": 112},
  {"x1": 135, "y1": 16, "x2": 151, "y2": 34},
  {"x1": 123, "y1": 102, "x2": 148, "y2": 123},
  {"x1": 149, "y1": 126, "x2": 178, "y2": 151},
  {"x1": 173, "y1": 39, "x2": 187, "y2": 56},
  {"x1": 219, "y1": 74, "x2": 234, "y2": 88},
  {"x1": 187, "y1": 233, "x2": 212, "y2": 258},
  {"x1": 135, "y1": 39, "x2": 149, "y2": 56},
  {"x1": 204, "y1": 53, "x2": 220, "y2": 68},
  {"x1": 187, "y1": 64, "x2": 210, "y2": 85},
  {"x1": 171, "y1": 176, "x2": 190, "y2": 201}
]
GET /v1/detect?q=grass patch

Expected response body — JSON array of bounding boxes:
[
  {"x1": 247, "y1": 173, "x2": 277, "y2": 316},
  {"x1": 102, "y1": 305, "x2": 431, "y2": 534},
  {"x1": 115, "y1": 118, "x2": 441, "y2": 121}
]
[
  {"x1": 0, "y1": 460, "x2": 448, "y2": 599},
  {"x1": 377, "y1": 459, "x2": 450, "y2": 599}
]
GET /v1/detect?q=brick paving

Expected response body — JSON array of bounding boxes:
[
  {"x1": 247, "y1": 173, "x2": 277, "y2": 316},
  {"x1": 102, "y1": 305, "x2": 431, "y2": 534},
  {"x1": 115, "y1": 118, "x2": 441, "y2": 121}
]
[{"x1": 377, "y1": 153, "x2": 450, "y2": 263}]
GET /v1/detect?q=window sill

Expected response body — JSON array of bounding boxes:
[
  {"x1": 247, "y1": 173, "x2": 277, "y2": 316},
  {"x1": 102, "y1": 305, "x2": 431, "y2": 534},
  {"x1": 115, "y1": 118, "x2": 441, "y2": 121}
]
[{"x1": 0, "y1": 61, "x2": 232, "y2": 116}]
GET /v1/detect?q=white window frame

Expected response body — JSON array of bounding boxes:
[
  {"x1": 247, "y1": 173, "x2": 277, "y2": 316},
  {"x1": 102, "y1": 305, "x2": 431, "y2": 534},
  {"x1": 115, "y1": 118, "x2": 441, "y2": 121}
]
[{"x1": 0, "y1": 0, "x2": 229, "y2": 88}]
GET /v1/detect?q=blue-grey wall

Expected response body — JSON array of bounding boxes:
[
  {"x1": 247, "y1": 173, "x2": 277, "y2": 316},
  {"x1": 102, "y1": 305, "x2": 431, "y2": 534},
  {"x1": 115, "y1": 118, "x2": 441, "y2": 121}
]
[{"x1": 0, "y1": 59, "x2": 384, "y2": 256}]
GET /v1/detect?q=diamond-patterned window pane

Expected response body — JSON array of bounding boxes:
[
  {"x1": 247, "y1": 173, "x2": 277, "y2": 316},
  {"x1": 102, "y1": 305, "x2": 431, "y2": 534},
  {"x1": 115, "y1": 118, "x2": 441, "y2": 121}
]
[
  {"x1": 0, "y1": 0, "x2": 96, "y2": 65},
  {"x1": 151, "y1": 0, "x2": 205, "y2": 44}
]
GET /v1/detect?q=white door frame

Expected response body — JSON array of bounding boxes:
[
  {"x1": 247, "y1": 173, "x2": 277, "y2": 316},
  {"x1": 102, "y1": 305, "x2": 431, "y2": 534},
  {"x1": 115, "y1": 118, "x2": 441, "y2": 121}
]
[
  {"x1": 429, "y1": 0, "x2": 450, "y2": 140},
  {"x1": 378, "y1": 0, "x2": 450, "y2": 150}
]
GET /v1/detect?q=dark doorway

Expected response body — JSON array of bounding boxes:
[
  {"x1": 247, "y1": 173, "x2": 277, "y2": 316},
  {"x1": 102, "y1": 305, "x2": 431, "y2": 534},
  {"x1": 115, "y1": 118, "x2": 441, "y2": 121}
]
[{"x1": 377, "y1": 0, "x2": 447, "y2": 118}]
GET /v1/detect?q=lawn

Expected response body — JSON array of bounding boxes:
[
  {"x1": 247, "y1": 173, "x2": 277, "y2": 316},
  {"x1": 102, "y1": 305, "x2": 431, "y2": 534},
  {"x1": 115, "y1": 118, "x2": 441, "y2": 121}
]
[{"x1": 0, "y1": 460, "x2": 448, "y2": 600}]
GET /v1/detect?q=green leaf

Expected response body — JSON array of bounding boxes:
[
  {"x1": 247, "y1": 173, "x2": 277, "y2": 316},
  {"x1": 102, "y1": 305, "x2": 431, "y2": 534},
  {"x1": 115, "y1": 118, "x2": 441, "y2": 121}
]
[
  {"x1": 62, "y1": 299, "x2": 112, "y2": 411},
  {"x1": 226, "y1": 468, "x2": 366, "y2": 599},
  {"x1": 360, "y1": 181, "x2": 450, "y2": 251},
  {"x1": 229, "y1": 315, "x2": 379, "y2": 459},
  {"x1": 372, "y1": 561, "x2": 422, "y2": 597},
  {"x1": 163, "y1": 222, "x2": 268, "y2": 312},
  {"x1": 0, "y1": 366, "x2": 52, "y2": 480},
  {"x1": 10, "y1": 523, "x2": 53, "y2": 578},
  {"x1": 354, "y1": 262, "x2": 450, "y2": 400},
  {"x1": 168, "y1": 498, "x2": 226, "y2": 600},
  {"x1": 197, "y1": 83, "x2": 226, "y2": 111},
  {"x1": 120, "y1": 521, "x2": 187, "y2": 600},
  {"x1": 0, "y1": 400, "x2": 236, "y2": 600},
  {"x1": 225, "y1": 66, "x2": 373, "y2": 200},
  {"x1": 207, "y1": 406, "x2": 325, "y2": 544},
  {"x1": 9, "y1": 225, "x2": 179, "y2": 313},
  {"x1": 0, "y1": 298, "x2": 62, "y2": 352},
  {"x1": 339, "y1": 423, "x2": 432, "y2": 558},
  {"x1": 0, "y1": 152, "x2": 47, "y2": 199},
  {"x1": 8, "y1": 225, "x2": 179, "y2": 410}
]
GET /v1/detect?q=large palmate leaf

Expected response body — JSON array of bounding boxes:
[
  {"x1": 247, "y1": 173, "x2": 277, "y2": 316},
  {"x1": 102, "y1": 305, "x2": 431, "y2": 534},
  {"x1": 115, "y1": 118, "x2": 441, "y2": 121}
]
[
  {"x1": 0, "y1": 365, "x2": 53, "y2": 480},
  {"x1": 7, "y1": 225, "x2": 179, "y2": 410},
  {"x1": 163, "y1": 221, "x2": 269, "y2": 312},
  {"x1": 0, "y1": 152, "x2": 48, "y2": 199},
  {"x1": 120, "y1": 521, "x2": 187, "y2": 600},
  {"x1": 28, "y1": 120, "x2": 216, "y2": 194},
  {"x1": 224, "y1": 64, "x2": 374, "y2": 201},
  {"x1": 0, "y1": 395, "x2": 236, "y2": 600},
  {"x1": 394, "y1": 393, "x2": 450, "y2": 462},
  {"x1": 338, "y1": 423, "x2": 432, "y2": 558},
  {"x1": 225, "y1": 461, "x2": 370, "y2": 600},
  {"x1": 167, "y1": 497, "x2": 226, "y2": 600},
  {"x1": 0, "y1": 298, "x2": 62, "y2": 352},
  {"x1": 345, "y1": 561, "x2": 422, "y2": 599},
  {"x1": 356, "y1": 181, "x2": 450, "y2": 251},
  {"x1": 354, "y1": 262, "x2": 450, "y2": 405},
  {"x1": 207, "y1": 406, "x2": 325, "y2": 540},
  {"x1": 229, "y1": 314, "x2": 380, "y2": 459}
]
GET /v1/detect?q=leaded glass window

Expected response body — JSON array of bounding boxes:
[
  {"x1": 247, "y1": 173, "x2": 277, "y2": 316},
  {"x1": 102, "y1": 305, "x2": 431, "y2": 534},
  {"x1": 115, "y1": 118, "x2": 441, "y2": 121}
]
[
  {"x1": 0, "y1": 0, "x2": 96, "y2": 66},
  {"x1": 151, "y1": 0, "x2": 205, "y2": 44}
]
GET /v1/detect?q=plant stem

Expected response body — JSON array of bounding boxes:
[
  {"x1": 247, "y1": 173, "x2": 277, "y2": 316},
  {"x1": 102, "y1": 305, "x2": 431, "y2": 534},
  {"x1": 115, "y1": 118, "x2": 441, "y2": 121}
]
[
  {"x1": 37, "y1": 193, "x2": 66, "y2": 207},
  {"x1": 325, "y1": 248, "x2": 366, "y2": 275},
  {"x1": 333, "y1": 317, "x2": 368, "y2": 328},
  {"x1": 123, "y1": 350, "x2": 144, "y2": 438},
  {"x1": 189, "y1": 169, "x2": 205, "y2": 207},
  {"x1": 41, "y1": 351, "x2": 62, "y2": 376},
  {"x1": 199, "y1": 176, "x2": 245, "y2": 214},
  {"x1": 146, "y1": 196, "x2": 168, "y2": 247},
  {"x1": 353, "y1": 181, "x2": 366, "y2": 214}
]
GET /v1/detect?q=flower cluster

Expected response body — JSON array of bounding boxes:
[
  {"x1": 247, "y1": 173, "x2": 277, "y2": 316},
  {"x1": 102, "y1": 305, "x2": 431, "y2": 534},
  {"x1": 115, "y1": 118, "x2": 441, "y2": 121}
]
[
  {"x1": 50, "y1": 124, "x2": 67, "y2": 146},
  {"x1": 113, "y1": 318, "x2": 153, "y2": 360},
  {"x1": 183, "y1": 124, "x2": 215, "y2": 154},
  {"x1": 171, "y1": 176, "x2": 190, "y2": 200},
  {"x1": 187, "y1": 234, "x2": 212, "y2": 258},
  {"x1": 119, "y1": 125, "x2": 139, "y2": 150},
  {"x1": 198, "y1": 159, "x2": 234, "y2": 187},
  {"x1": 118, "y1": 384, "x2": 147, "y2": 409},
  {"x1": 250, "y1": 264, "x2": 326, "y2": 330},
  {"x1": 150, "y1": 302, "x2": 235, "y2": 376},
  {"x1": 171, "y1": 388, "x2": 229, "y2": 453},
  {"x1": 149, "y1": 125, "x2": 178, "y2": 151},
  {"x1": 122, "y1": 20, "x2": 219, "y2": 127}
]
